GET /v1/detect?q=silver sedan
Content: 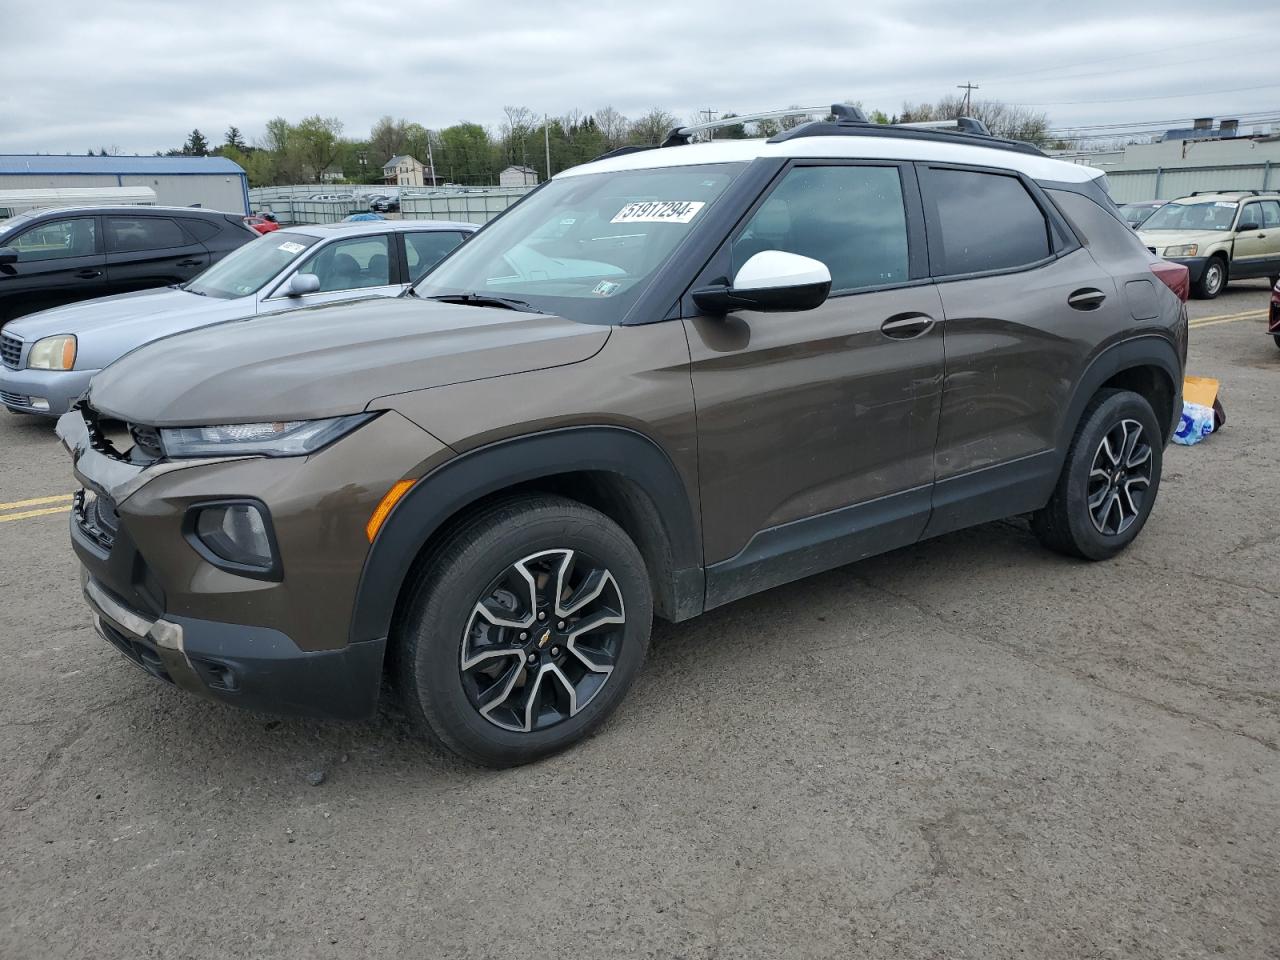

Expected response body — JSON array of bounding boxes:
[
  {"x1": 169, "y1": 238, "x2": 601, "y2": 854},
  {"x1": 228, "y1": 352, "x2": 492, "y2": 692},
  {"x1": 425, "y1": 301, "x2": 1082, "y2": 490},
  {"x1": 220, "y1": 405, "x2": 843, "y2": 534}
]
[{"x1": 0, "y1": 218, "x2": 475, "y2": 416}]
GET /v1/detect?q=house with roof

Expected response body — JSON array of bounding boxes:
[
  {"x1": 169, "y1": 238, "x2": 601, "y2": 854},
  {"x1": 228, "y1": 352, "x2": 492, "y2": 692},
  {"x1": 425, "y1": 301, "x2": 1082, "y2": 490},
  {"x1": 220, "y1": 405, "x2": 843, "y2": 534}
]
[{"x1": 383, "y1": 155, "x2": 427, "y2": 187}]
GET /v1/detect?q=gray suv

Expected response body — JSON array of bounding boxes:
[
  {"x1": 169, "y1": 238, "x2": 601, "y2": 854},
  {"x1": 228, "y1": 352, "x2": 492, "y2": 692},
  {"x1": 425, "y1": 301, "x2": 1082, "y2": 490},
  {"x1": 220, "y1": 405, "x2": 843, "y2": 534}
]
[{"x1": 59, "y1": 105, "x2": 1188, "y2": 766}]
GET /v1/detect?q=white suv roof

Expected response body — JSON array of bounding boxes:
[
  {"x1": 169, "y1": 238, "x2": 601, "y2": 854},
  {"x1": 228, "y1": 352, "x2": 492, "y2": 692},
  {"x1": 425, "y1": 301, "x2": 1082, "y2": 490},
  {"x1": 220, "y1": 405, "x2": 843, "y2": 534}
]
[{"x1": 557, "y1": 106, "x2": 1103, "y2": 187}]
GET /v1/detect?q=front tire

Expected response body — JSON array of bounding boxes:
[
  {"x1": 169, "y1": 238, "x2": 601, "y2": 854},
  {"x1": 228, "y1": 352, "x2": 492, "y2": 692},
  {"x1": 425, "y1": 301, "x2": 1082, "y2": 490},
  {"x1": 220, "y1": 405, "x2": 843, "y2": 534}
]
[
  {"x1": 1192, "y1": 257, "x2": 1227, "y2": 299},
  {"x1": 1031, "y1": 389, "x2": 1163, "y2": 561},
  {"x1": 395, "y1": 495, "x2": 652, "y2": 767}
]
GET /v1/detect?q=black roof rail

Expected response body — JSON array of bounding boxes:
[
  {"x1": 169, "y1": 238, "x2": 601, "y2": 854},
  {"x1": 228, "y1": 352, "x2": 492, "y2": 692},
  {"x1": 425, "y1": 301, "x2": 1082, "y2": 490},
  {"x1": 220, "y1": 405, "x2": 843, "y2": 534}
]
[
  {"x1": 656, "y1": 102, "x2": 1046, "y2": 157},
  {"x1": 589, "y1": 144, "x2": 658, "y2": 163},
  {"x1": 1189, "y1": 189, "x2": 1261, "y2": 196}
]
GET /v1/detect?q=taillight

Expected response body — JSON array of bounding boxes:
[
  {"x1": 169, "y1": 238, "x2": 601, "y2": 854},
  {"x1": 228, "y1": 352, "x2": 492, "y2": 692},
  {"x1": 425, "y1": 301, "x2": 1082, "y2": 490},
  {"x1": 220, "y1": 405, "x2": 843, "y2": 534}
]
[{"x1": 1150, "y1": 260, "x2": 1189, "y2": 303}]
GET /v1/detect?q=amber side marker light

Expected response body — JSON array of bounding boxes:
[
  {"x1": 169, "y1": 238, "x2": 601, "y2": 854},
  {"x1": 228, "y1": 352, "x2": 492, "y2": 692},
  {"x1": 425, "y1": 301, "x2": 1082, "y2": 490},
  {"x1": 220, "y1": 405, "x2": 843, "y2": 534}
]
[{"x1": 366, "y1": 479, "x2": 417, "y2": 542}]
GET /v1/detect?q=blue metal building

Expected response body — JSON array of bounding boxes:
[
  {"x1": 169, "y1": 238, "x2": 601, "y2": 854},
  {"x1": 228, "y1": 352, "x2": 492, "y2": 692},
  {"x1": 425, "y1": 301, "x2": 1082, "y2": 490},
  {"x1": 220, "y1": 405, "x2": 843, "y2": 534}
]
[{"x1": 0, "y1": 155, "x2": 250, "y2": 214}]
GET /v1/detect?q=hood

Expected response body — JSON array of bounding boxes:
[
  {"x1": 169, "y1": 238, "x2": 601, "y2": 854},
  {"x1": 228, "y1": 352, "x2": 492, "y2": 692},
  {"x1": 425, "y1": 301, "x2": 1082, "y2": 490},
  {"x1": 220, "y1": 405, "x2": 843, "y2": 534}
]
[
  {"x1": 87, "y1": 296, "x2": 610, "y2": 426},
  {"x1": 1136, "y1": 229, "x2": 1228, "y2": 252},
  {"x1": 3, "y1": 287, "x2": 248, "y2": 367}
]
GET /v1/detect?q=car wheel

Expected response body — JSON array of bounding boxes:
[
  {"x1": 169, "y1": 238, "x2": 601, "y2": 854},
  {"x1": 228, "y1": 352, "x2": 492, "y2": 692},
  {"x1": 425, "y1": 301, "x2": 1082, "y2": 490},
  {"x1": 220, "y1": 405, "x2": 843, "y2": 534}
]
[
  {"x1": 1031, "y1": 389, "x2": 1163, "y2": 561},
  {"x1": 395, "y1": 494, "x2": 652, "y2": 767},
  {"x1": 1273, "y1": 335, "x2": 1280, "y2": 350},
  {"x1": 1192, "y1": 257, "x2": 1227, "y2": 299}
]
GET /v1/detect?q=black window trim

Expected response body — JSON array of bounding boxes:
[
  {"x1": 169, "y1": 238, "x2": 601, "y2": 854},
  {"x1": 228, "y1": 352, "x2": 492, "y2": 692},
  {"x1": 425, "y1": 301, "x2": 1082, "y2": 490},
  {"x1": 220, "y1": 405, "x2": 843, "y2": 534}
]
[
  {"x1": 915, "y1": 161, "x2": 1083, "y2": 284},
  {"x1": 679, "y1": 156, "x2": 933, "y2": 314}
]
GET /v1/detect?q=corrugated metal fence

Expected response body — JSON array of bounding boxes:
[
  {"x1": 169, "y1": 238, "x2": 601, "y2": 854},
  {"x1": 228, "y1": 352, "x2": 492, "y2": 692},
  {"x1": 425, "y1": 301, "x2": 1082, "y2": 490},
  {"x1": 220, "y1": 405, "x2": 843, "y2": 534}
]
[
  {"x1": 248, "y1": 185, "x2": 535, "y2": 225},
  {"x1": 1105, "y1": 162, "x2": 1277, "y2": 202}
]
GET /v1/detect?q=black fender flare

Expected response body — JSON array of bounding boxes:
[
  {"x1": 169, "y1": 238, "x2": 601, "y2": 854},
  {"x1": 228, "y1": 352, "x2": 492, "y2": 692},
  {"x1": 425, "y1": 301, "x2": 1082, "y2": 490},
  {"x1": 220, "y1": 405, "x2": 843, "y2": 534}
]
[
  {"x1": 348, "y1": 425, "x2": 703, "y2": 645},
  {"x1": 1055, "y1": 334, "x2": 1183, "y2": 452}
]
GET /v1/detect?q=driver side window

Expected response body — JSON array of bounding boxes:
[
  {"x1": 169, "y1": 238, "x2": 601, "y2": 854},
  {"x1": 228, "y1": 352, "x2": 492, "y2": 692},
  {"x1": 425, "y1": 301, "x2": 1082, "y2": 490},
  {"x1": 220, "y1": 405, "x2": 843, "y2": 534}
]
[
  {"x1": 731, "y1": 166, "x2": 909, "y2": 293},
  {"x1": 12, "y1": 218, "x2": 97, "y2": 262},
  {"x1": 296, "y1": 235, "x2": 391, "y2": 292}
]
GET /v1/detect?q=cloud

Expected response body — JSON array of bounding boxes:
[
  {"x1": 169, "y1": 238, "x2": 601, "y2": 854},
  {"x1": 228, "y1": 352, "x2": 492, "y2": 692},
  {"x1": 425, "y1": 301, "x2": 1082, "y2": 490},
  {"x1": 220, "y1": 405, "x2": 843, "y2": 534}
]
[{"x1": 0, "y1": 0, "x2": 1275, "y2": 154}]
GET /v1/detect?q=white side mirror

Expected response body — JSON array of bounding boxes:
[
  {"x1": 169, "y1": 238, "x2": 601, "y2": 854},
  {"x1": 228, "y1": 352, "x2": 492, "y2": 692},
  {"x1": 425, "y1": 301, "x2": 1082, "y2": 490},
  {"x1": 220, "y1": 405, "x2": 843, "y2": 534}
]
[
  {"x1": 287, "y1": 273, "x2": 321, "y2": 297},
  {"x1": 693, "y1": 250, "x2": 832, "y2": 314}
]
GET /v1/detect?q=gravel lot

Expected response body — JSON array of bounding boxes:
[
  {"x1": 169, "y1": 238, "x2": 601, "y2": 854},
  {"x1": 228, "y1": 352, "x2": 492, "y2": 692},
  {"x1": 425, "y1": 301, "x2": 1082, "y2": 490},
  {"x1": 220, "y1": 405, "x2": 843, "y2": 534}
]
[{"x1": 1, "y1": 282, "x2": 1277, "y2": 960}]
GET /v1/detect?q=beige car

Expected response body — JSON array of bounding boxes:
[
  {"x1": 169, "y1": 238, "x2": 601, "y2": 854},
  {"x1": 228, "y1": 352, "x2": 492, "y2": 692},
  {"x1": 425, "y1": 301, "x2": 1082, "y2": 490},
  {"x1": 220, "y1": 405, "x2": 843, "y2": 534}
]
[{"x1": 1137, "y1": 191, "x2": 1280, "y2": 298}]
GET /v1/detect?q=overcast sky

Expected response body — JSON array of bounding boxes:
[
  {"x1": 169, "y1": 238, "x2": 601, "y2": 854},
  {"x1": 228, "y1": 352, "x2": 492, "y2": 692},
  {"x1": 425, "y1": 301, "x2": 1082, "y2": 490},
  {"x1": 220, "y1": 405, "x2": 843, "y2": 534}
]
[{"x1": 2, "y1": 0, "x2": 1277, "y2": 155}]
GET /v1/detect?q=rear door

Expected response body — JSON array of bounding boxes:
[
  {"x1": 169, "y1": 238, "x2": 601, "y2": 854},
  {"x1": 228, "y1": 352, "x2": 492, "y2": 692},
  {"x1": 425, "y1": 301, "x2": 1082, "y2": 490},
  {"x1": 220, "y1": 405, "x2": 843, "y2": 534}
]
[
  {"x1": 258, "y1": 233, "x2": 401, "y2": 313},
  {"x1": 0, "y1": 215, "x2": 107, "y2": 322},
  {"x1": 917, "y1": 163, "x2": 1129, "y2": 537},
  {"x1": 104, "y1": 215, "x2": 208, "y2": 294},
  {"x1": 682, "y1": 160, "x2": 945, "y2": 605},
  {"x1": 1232, "y1": 200, "x2": 1280, "y2": 278}
]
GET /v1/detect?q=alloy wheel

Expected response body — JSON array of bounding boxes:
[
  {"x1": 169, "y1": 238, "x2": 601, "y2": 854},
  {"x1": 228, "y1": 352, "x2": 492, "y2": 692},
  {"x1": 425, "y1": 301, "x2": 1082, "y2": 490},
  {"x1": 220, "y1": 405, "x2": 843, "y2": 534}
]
[
  {"x1": 1087, "y1": 418, "x2": 1153, "y2": 536},
  {"x1": 460, "y1": 549, "x2": 626, "y2": 733}
]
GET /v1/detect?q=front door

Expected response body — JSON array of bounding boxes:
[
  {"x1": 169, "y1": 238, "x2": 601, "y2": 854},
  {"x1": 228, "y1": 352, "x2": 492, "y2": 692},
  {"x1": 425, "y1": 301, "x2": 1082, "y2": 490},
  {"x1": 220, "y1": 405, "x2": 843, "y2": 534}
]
[
  {"x1": 0, "y1": 215, "x2": 106, "y2": 323},
  {"x1": 1232, "y1": 200, "x2": 1280, "y2": 279},
  {"x1": 681, "y1": 161, "x2": 944, "y2": 607},
  {"x1": 259, "y1": 233, "x2": 402, "y2": 313}
]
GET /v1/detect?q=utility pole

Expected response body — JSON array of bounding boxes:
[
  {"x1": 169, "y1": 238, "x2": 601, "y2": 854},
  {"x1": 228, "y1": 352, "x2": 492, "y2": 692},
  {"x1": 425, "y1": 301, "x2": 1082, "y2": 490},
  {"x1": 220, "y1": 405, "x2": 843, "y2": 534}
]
[
  {"x1": 700, "y1": 108, "x2": 718, "y2": 141},
  {"x1": 544, "y1": 114, "x2": 552, "y2": 181},
  {"x1": 957, "y1": 82, "x2": 979, "y2": 116},
  {"x1": 425, "y1": 134, "x2": 436, "y2": 187}
]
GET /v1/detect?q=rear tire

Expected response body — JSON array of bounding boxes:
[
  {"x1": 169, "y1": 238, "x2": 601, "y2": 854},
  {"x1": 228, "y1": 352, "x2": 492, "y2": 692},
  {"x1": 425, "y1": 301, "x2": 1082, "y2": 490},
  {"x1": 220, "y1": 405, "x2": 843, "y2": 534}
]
[
  {"x1": 1031, "y1": 389, "x2": 1163, "y2": 561},
  {"x1": 1273, "y1": 335, "x2": 1280, "y2": 351},
  {"x1": 395, "y1": 495, "x2": 652, "y2": 767},
  {"x1": 1192, "y1": 257, "x2": 1227, "y2": 299}
]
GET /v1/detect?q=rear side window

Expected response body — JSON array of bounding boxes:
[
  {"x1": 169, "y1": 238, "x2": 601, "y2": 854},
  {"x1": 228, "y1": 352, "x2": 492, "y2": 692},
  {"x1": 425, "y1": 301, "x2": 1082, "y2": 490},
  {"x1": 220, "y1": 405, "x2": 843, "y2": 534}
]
[
  {"x1": 105, "y1": 217, "x2": 187, "y2": 253},
  {"x1": 926, "y1": 168, "x2": 1051, "y2": 275},
  {"x1": 179, "y1": 217, "x2": 220, "y2": 242},
  {"x1": 404, "y1": 231, "x2": 466, "y2": 281},
  {"x1": 1261, "y1": 201, "x2": 1280, "y2": 229},
  {"x1": 731, "y1": 165, "x2": 909, "y2": 292}
]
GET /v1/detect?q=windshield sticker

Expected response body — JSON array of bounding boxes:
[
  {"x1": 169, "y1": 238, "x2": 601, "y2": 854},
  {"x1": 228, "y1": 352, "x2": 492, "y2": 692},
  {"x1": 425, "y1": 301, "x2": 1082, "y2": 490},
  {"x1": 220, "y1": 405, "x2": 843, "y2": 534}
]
[
  {"x1": 591, "y1": 280, "x2": 621, "y2": 297},
  {"x1": 611, "y1": 200, "x2": 705, "y2": 224},
  {"x1": 277, "y1": 241, "x2": 306, "y2": 253},
  {"x1": 1214, "y1": 202, "x2": 1237, "y2": 208}
]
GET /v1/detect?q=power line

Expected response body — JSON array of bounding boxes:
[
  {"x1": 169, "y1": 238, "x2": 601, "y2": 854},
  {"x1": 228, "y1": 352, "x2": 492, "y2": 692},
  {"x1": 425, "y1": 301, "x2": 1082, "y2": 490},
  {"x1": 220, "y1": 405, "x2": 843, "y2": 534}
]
[
  {"x1": 981, "y1": 34, "x2": 1255, "y2": 83},
  {"x1": 1010, "y1": 83, "x2": 1280, "y2": 106}
]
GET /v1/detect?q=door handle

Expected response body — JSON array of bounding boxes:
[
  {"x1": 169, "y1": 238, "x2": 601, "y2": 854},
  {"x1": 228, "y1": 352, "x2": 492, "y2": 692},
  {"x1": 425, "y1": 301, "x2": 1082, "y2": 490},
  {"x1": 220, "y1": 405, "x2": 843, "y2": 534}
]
[
  {"x1": 74, "y1": 269, "x2": 102, "y2": 279},
  {"x1": 177, "y1": 258, "x2": 204, "y2": 267},
  {"x1": 1068, "y1": 288, "x2": 1107, "y2": 311},
  {"x1": 880, "y1": 313, "x2": 935, "y2": 340}
]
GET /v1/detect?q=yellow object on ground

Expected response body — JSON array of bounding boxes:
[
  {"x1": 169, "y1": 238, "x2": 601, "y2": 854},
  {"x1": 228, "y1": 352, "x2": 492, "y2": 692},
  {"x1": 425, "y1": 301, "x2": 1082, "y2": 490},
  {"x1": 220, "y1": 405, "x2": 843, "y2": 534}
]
[{"x1": 1183, "y1": 376, "x2": 1220, "y2": 408}]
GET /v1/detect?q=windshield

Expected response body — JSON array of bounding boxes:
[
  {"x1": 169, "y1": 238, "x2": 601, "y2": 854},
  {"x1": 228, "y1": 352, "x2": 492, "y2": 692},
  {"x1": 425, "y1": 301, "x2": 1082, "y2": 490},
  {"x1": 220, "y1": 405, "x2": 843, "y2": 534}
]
[
  {"x1": 1141, "y1": 200, "x2": 1237, "y2": 232},
  {"x1": 184, "y1": 232, "x2": 319, "y2": 298},
  {"x1": 412, "y1": 162, "x2": 747, "y2": 323},
  {"x1": 1120, "y1": 205, "x2": 1157, "y2": 225}
]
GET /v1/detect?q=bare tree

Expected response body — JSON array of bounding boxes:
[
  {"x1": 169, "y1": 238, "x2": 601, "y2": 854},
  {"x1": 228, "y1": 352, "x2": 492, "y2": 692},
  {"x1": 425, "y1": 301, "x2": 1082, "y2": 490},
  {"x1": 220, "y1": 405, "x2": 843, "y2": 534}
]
[
  {"x1": 898, "y1": 96, "x2": 1050, "y2": 144},
  {"x1": 628, "y1": 107, "x2": 679, "y2": 146},
  {"x1": 369, "y1": 116, "x2": 407, "y2": 164},
  {"x1": 594, "y1": 105, "x2": 630, "y2": 149}
]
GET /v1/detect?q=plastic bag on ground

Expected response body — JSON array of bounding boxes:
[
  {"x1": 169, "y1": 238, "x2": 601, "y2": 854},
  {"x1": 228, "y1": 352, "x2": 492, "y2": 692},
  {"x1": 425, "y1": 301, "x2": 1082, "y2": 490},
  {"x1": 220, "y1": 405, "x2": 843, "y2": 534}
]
[{"x1": 1173, "y1": 401, "x2": 1215, "y2": 445}]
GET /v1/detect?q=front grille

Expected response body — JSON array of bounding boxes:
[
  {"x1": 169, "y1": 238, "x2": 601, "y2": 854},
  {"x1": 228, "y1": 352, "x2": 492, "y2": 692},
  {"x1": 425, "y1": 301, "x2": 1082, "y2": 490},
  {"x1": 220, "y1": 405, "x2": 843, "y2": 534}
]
[
  {"x1": 0, "y1": 332, "x2": 21, "y2": 370},
  {"x1": 129, "y1": 423, "x2": 165, "y2": 461},
  {"x1": 0, "y1": 389, "x2": 30, "y2": 408}
]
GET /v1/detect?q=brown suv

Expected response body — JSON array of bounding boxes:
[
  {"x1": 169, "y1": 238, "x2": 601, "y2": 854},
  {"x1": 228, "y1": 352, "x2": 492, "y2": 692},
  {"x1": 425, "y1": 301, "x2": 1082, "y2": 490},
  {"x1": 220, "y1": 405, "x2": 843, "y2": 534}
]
[{"x1": 59, "y1": 107, "x2": 1189, "y2": 766}]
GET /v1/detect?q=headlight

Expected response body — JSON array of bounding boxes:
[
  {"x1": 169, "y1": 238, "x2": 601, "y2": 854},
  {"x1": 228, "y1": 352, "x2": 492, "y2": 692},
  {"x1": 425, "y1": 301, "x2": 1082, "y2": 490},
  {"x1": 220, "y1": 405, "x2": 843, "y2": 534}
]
[
  {"x1": 27, "y1": 334, "x2": 76, "y2": 370},
  {"x1": 160, "y1": 413, "x2": 374, "y2": 458},
  {"x1": 1164, "y1": 244, "x2": 1198, "y2": 257}
]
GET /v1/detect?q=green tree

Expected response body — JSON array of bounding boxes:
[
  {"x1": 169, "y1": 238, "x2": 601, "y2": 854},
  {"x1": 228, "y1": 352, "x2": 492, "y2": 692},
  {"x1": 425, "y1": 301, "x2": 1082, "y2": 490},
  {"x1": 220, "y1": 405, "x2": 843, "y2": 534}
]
[
  {"x1": 225, "y1": 126, "x2": 247, "y2": 151},
  {"x1": 437, "y1": 122, "x2": 497, "y2": 184},
  {"x1": 293, "y1": 115, "x2": 344, "y2": 182},
  {"x1": 183, "y1": 129, "x2": 209, "y2": 156}
]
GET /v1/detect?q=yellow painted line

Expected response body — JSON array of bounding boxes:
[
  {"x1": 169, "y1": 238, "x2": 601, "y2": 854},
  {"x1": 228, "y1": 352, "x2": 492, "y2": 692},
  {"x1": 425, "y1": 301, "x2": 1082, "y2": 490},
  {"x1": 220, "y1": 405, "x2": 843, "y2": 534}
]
[
  {"x1": 1189, "y1": 308, "x2": 1266, "y2": 327},
  {"x1": 0, "y1": 493, "x2": 74, "y2": 511},
  {"x1": 0, "y1": 506, "x2": 71, "y2": 523}
]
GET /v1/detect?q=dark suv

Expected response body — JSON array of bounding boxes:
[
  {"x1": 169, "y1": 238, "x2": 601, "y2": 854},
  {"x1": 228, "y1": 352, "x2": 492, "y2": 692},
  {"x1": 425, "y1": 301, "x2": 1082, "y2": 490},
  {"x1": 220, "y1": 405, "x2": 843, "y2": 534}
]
[
  {"x1": 59, "y1": 107, "x2": 1189, "y2": 767},
  {"x1": 0, "y1": 205, "x2": 255, "y2": 324}
]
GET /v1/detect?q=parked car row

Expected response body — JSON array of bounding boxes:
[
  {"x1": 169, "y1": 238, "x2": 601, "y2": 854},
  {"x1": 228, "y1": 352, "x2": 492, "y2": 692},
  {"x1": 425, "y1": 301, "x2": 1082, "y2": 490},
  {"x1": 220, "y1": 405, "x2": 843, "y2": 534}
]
[
  {"x1": 48, "y1": 105, "x2": 1195, "y2": 767},
  {"x1": 0, "y1": 218, "x2": 474, "y2": 415}
]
